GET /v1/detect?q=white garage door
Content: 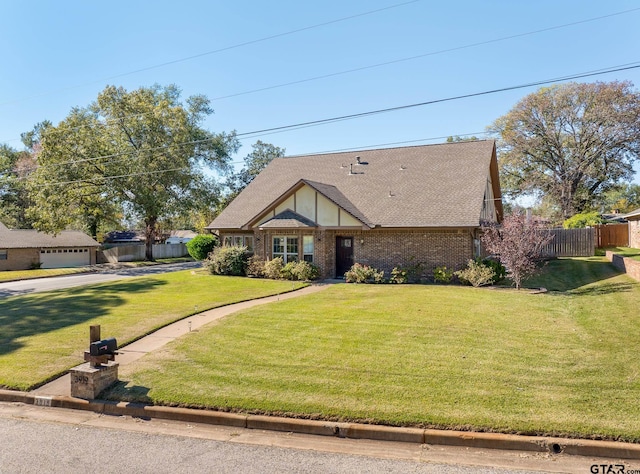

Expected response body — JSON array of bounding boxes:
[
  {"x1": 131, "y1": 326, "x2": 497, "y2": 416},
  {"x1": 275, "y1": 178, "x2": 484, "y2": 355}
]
[{"x1": 40, "y1": 248, "x2": 91, "y2": 269}]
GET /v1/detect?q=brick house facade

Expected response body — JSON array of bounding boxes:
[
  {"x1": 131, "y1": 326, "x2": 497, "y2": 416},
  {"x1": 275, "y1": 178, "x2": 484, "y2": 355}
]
[
  {"x1": 628, "y1": 215, "x2": 640, "y2": 249},
  {"x1": 208, "y1": 141, "x2": 502, "y2": 279}
]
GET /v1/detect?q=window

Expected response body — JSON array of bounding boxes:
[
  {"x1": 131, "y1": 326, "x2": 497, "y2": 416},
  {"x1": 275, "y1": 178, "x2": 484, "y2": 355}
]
[
  {"x1": 273, "y1": 236, "x2": 298, "y2": 263},
  {"x1": 303, "y1": 235, "x2": 314, "y2": 263},
  {"x1": 0, "y1": 250, "x2": 7, "y2": 261},
  {"x1": 223, "y1": 235, "x2": 254, "y2": 252},
  {"x1": 244, "y1": 236, "x2": 254, "y2": 252}
]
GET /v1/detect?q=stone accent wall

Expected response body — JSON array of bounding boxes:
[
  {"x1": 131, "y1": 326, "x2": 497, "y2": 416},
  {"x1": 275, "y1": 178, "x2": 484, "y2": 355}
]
[
  {"x1": 0, "y1": 248, "x2": 40, "y2": 271},
  {"x1": 70, "y1": 362, "x2": 119, "y2": 399},
  {"x1": 606, "y1": 250, "x2": 640, "y2": 282},
  {"x1": 629, "y1": 220, "x2": 640, "y2": 249}
]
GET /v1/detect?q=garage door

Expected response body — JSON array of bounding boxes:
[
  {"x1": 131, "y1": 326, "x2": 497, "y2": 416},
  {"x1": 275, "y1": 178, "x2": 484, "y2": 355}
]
[{"x1": 40, "y1": 248, "x2": 91, "y2": 269}]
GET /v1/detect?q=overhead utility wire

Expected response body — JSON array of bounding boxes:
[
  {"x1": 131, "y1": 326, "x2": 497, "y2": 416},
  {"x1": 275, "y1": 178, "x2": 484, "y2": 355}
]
[
  {"x1": 20, "y1": 61, "x2": 640, "y2": 176},
  {"x1": 0, "y1": 0, "x2": 420, "y2": 108},
  {"x1": 211, "y1": 6, "x2": 640, "y2": 101},
  {"x1": 2, "y1": 6, "x2": 637, "y2": 144}
]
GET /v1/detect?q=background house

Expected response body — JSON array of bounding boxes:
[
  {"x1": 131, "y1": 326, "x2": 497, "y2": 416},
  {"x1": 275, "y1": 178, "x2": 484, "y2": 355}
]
[
  {"x1": 0, "y1": 222, "x2": 100, "y2": 270},
  {"x1": 625, "y1": 208, "x2": 640, "y2": 248},
  {"x1": 207, "y1": 140, "x2": 503, "y2": 279},
  {"x1": 165, "y1": 230, "x2": 197, "y2": 244}
]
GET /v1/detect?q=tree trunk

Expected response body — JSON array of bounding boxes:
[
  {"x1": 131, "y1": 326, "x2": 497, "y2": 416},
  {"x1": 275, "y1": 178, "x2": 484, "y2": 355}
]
[{"x1": 144, "y1": 217, "x2": 156, "y2": 261}]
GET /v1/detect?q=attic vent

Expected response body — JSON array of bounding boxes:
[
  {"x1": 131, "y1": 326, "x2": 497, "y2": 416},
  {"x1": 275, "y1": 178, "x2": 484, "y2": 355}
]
[
  {"x1": 399, "y1": 165, "x2": 407, "y2": 170},
  {"x1": 355, "y1": 156, "x2": 368, "y2": 165},
  {"x1": 356, "y1": 156, "x2": 361, "y2": 164}
]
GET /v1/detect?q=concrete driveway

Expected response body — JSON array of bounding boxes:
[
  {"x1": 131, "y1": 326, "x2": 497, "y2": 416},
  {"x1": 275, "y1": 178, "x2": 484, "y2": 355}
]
[{"x1": 0, "y1": 261, "x2": 201, "y2": 298}]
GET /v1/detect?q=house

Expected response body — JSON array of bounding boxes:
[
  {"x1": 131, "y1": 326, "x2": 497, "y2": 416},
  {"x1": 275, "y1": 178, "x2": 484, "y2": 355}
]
[
  {"x1": 206, "y1": 140, "x2": 503, "y2": 279},
  {"x1": 0, "y1": 222, "x2": 100, "y2": 270},
  {"x1": 102, "y1": 230, "x2": 145, "y2": 246},
  {"x1": 165, "y1": 230, "x2": 198, "y2": 244},
  {"x1": 624, "y1": 208, "x2": 640, "y2": 248}
]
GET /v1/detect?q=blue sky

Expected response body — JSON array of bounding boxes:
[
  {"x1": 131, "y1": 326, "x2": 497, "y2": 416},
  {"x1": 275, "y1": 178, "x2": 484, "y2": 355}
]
[{"x1": 1, "y1": 1, "x2": 639, "y2": 179}]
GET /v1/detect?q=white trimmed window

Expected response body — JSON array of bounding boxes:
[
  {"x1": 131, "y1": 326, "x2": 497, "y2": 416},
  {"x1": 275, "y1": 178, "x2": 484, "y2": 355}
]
[
  {"x1": 273, "y1": 236, "x2": 298, "y2": 263},
  {"x1": 223, "y1": 235, "x2": 254, "y2": 252},
  {"x1": 303, "y1": 235, "x2": 314, "y2": 263}
]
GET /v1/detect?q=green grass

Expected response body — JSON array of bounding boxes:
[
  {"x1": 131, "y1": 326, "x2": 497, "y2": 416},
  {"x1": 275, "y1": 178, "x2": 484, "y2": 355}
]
[
  {"x1": 0, "y1": 267, "x2": 90, "y2": 282},
  {"x1": 0, "y1": 271, "x2": 306, "y2": 390},
  {"x1": 603, "y1": 246, "x2": 640, "y2": 261},
  {"x1": 109, "y1": 257, "x2": 640, "y2": 442},
  {"x1": 0, "y1": 257, "x2": 195, "y2": 283}
]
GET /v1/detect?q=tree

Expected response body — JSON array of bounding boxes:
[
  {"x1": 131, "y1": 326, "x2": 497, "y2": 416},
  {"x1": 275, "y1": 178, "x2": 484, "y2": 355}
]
[
  {"x1": 491, "y1": 81, "x2": 640, "y2": 219},
  {"x1": 481, "y1": 211, "x2": 553, "y2": 290},
  {"x1": 27, "y1": 84, "x2": 239, "y2": 260},
  {"x1": 222, "y1": 140, "x2": 285, "y2": 207},
  {"x1": 562, "y1": 211, "x2": 603, "y2": 229},
  {"x1": 0, "y1": 144, "x2": 36, "y2": 229},
  {"x1": 595, "y1": 183, "x2": 640, "y2": 213}
]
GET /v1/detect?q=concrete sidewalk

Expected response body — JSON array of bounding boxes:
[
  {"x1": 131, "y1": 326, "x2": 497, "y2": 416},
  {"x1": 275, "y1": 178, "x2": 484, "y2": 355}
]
[{"x1": 32, "y1": 282, "x2": 335, "y2": 397}]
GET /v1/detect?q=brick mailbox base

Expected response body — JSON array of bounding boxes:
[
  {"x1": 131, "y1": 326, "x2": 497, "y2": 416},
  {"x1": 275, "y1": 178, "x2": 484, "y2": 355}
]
[{"x1": 70, "y1": 362, "x2": 119, "y2": 399}]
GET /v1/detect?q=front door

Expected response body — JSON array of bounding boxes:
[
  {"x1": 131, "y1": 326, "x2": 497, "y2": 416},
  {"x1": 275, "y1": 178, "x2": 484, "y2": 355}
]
[{"x1": 335, "y1": 236, "x2": 354, "y2": 278}]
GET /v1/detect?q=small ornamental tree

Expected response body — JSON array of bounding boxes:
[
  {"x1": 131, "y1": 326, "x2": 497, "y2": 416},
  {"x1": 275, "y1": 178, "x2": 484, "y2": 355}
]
[{"x1": 481, "y1": 211, "x2": 553, "y2": 290}]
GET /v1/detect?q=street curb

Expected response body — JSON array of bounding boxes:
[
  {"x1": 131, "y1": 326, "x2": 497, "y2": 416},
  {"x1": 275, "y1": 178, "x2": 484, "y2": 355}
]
[{"x1": 3, "y1": 389, "x2": 640, "y2": 459}]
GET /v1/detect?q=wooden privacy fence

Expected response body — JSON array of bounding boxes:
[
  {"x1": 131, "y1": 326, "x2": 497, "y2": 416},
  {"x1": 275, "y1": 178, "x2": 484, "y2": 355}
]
[
  {"x1": 595, "y1": 223, "x2": 629, "y2": 248},
  {"x1": 541, "y1": 228, "x2": 595, "y2": 257},
  {"x1": 100, "y1": 243, "x2": 188, "y2": 263}
]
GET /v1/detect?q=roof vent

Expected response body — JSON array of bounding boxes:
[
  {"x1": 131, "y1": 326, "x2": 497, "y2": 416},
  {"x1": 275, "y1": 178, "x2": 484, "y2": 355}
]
[
  {"x1": 355, "y1": 156, "x2": 368, "y2": 165},
  {"x1": 349, "y1": 164, "x2": 354, "y2": 175},
  {"x1": 399, "y1": 165, "x2": 406, "y2": 170}
]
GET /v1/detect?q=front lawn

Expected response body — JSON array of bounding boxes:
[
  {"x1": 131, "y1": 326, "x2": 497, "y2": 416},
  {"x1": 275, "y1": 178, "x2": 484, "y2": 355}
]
[
  {"x1": 109, "y1": 257, "x2": 640, "y2": 441},
  {"x1": 604, "y1": 246, "x2": 640, "y2": 261},
  {"x1": 0, "y1": 271, "x2": 306, "y2": 390}
]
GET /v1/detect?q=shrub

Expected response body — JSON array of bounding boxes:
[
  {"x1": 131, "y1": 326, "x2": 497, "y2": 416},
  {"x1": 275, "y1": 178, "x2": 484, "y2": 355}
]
[
  {"x1": 433, "y1": 266, "x2": 453, "y2": 283},
  {"x1": 204, "y1": 245, "x2": 247, "y2": 276},
  {"x1": 390, "y1": 267, "x2": 408, "y2": 284},
  {"x1": 246, "y1": 255, "x2": 266, "y2": 278},
  {"x1": 455, "y1": 259, "x2": 496, "y2": 287},
  {"x1": 482, "y1": 257, "x2": 506, "y2": 284},
  {"x1": 390, "y1": 260, "x2": 424, "y2": 284},
  {"x1": 186, "y1": 234, "x2": 218, "y2": 260},
  {"x1": 292, "y1": 261, "x2": 320, "y2": 281},
  {"x1": 345, "y1": 263, "x2": 385, "y2": 284},
  {"x1": 263, "y1": 257, "x2": 285, "y2": 279}
]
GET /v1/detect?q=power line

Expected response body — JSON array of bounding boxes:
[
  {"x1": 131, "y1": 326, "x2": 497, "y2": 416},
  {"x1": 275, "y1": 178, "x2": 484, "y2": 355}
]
[
  {"x1": 0, "y1": 0, "x2": 421, "y2": 108},
  {"x1": 15, "y1": 60, "x2": 640, "y2": 179},
  {"x1": 2, "y1": 6, "x2": 637, "y2": 144},
  {"x1": 211, "y1": 6, "x2": 640, "y2": 101}
]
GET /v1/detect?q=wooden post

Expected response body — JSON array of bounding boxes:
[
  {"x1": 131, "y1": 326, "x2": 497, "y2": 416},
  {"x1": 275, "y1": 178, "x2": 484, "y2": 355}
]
[{"x1": 90, "y1": 325, "x2": 101, "y2": 344}]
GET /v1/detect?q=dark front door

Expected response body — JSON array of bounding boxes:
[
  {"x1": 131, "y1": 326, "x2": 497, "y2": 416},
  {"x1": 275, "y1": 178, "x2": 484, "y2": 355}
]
[{"x1": 335, "y1": 236, "x2": 354, "y2": 278}]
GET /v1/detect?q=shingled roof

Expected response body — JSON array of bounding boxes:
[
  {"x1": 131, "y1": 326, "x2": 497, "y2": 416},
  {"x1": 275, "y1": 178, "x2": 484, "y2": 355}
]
[
  {"x1": 0, "y1": 224, "x2": 100, "y2": 249},
  {"x1": 209, "y1": 140, "x2": 501, "y2": 230}
]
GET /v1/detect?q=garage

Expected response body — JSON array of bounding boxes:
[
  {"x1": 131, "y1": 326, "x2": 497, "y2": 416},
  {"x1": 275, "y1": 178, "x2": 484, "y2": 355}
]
[{"x1": 40, "y1": 248, "x2": 92, "y2": 269}]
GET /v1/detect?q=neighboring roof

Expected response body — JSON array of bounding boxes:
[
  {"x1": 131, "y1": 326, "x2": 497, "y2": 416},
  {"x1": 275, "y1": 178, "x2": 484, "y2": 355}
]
[
  {"x1": 624, "y1": 208, "x2": 640, "y2": 220},
  {"x1": 168, "y1": 230, "x2": 198, "y2": 239},
  {"x1": 209, "y1": 140, "x2": 501, "y2": 230},
  {"x1": 0, "y1": 226, "x2": 100, "y2": 249},
  {"x1": 259, "y1": 210, "x2": 318, "y2": 229},
  {"x1": 103, "y1": 230, "x2": 144, "y2": 243}
]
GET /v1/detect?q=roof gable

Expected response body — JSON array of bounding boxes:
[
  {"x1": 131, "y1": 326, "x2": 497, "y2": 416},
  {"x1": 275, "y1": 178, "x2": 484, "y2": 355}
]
[{"x1": 209, "y1": 140, "x2": 501, "y2": 230}]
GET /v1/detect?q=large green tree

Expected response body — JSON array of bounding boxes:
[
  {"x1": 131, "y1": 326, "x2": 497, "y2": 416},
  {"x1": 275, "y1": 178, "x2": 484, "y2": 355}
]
[
  {"x1": 27, "y1": 84, "x2": 239, "y2": 259},
  {"x1": 491, "y1": 81, "x2": 640, "y2": 218},
  {"x1": 0, "y1": 144, "x2": 36, "y2": 229},
  {"x1": 221, "y1": 140, "x2": 285, "y2": 208}
]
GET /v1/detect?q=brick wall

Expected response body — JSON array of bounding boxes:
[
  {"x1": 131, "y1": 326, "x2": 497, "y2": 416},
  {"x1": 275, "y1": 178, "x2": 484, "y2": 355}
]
[
  {"x1": 606, "y1": 250, "x2": 640, "y2": 282},
  {"x1": 323, "y1": 229, "x2": 474, "y2": 279},
  {"x1": 0, "y1": 248, "x2": 40, "y2": 271},
  {"x1": 249, "y1": 228, "x2": 473, "y2": 279},
  {"x1": 629, "y1": 220, "x2": 640, "y2": 249}
]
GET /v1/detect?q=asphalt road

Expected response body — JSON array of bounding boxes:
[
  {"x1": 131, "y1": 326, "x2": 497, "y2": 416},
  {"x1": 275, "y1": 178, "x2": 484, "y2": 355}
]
[
  {"x1": 0, "y1": 409, "x2": 540, "y2": 474},
  {"x1": 0, "y1": 262, "x2": 201, "y2": 298}
]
